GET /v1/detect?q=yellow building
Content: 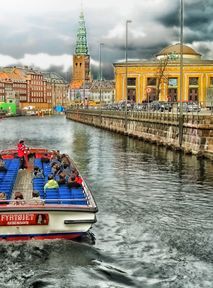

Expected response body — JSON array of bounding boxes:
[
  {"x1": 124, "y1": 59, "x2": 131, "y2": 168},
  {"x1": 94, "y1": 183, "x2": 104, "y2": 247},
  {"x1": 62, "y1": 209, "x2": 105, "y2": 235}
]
[{"x1": 113, "y1": 43, "x2": 213, "y2": 104}]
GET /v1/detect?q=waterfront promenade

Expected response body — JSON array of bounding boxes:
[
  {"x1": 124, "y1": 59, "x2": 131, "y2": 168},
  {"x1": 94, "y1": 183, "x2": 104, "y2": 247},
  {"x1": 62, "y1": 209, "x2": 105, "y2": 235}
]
[{"x1": 66, "y1": 108, "x2": 213, "y2": 160}]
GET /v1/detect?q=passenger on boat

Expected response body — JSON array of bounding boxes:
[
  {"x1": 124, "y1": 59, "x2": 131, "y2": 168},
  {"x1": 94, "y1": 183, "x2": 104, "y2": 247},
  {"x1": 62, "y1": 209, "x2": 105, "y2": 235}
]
[
  {"x1": 74, "y1": 170, "x2": 83, "y2": 186},
  {"x1": 13, "y1": 192, "x2": 25, "y2": 205},
  {"x1": 41, "y1": 153, "x2": 50, "y2": 163},
  {"x1": 17, "y1": 140, "x2": 28, "y2": 169},
  {"x1": 29, "y1": 191, "x2": 44, "y2": 205},
  {"x1": 0, "y1": 155, "x2": 7, "y2": 172},
  {"x1": 61, "y1": 154, "x2": 71, "y2": 166},
  {"x1": 51, "y1": 163, "x2": 61, "y2": 177},
  {"x1": 50, "y1": 151, "x2": 61, "y2": 166},
  {"x1": 56, "y1": 150, "x2": 61, "y2": 159},
  {"x1": 0, "y1": 192, "x2": 7, "y2": 204},
  {"x1": 61, "y1": 163, "x2": 71, "y2": 176},
  {"x1": 67, "y1": 174, "x2": 82, "y2": 188},
  {"x1": 33, "y1": 166, "x2": 44, "y2": 178},
  {"x1": 70, "y1": 169, "x2": 83, "y2": 185},
  {"x1": 57, "y1": 172, "x2": 66, "y2": 185},
  {"x1": 44, "y1": 174, "x2": 59, "y2": 191}
]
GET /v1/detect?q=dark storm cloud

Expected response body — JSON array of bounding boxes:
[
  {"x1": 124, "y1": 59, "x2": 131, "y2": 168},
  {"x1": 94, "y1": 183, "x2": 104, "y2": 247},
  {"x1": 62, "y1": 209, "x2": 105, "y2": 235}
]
[
  {"x1": 43, "y1": 65, "x2": 71, "y2": 81},
  {"x1": 1, "y1": 0, "x2": 213, "y2": 79},
  {"x1": 196, "y1": 44, "x2": 212, "y2": 56},
  {"x1": 156, "y1": 10, "x2": 179, "y2": 27},
  {"x1": 157, "y1": 0, "x2": 213, "y2": 43},
  {"x1": 0, "y1": 12, "x2": 75, "y2": 58},
  {"x1": 91, "y1": 62, "x2": 114, "y2": 80}
]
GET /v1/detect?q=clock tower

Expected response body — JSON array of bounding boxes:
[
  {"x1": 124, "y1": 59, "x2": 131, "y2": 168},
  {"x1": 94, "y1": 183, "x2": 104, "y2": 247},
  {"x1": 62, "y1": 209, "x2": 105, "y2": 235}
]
[{"x1": 71, "y1": 10, "x2": 90, "y2": 86}]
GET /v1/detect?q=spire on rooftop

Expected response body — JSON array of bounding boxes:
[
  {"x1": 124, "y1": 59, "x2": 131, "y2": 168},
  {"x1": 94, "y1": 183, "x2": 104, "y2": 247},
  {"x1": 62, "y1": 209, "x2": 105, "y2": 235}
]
[{"x1": 75, "y1": 9, "x2": 88, "y2": 55}]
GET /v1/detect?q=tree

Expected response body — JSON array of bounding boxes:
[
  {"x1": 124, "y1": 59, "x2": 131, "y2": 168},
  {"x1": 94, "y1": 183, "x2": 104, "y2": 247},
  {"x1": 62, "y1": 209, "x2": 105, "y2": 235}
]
[{"x1": 155, "y1": 52, "x2": 179, "y2": 100}]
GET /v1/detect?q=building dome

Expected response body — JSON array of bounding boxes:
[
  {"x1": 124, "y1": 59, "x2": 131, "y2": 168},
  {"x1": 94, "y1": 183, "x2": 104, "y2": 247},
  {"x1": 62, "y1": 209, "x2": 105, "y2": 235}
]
[{"x1": 156, "y1": 43, "x2": 201, "y2": 60}]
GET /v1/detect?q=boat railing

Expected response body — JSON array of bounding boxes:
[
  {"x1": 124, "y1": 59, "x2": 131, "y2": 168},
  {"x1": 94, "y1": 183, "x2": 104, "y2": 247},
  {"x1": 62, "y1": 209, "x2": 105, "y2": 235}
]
[{"x1": 0, "y1": 197, "x2": 89, "y2": 206}]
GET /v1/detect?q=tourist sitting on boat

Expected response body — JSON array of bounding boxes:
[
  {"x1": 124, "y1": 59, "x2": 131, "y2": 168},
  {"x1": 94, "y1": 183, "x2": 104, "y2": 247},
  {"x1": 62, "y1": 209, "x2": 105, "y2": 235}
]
[
  {"x1": 56, "y1": 150, "x2": 61, "y2": 159},
  {"x1": 74, "y1": 170, "x2": 83, "y2": 186},
  {"x1": 0, "y1": 155, "x2": 7, "y2": 172},
  {"x1": 52, "y1": 163, "x2": 63, "y2": 177},
  {"x1": 41, "y1": 153, "x2": 50, "y2": 163},
  {"x1": 57, "y1": 172, "x2": 66, "y2": 185},
  {"x1": 61, "y1": 154, "x2": 71, "y2": 166},
  {"x1": 61, "y1": 163, "x2": 71, "y2": 176},
  {"x1": 67, "y1": 175, "x2": 80, "y2": 188},
  {"x1": 70, "y1": 168, "x2": 83, "y2": 185},
  {"x1": 67, "y1": 173, "x2": 82, "y2": 188},
  {"x1": 17, "y1": 140, "x2": 28, "y2": 169},
  {"x1": 0, "y1": 192, "x2": 7, "y2": 204},
  {"x1": 44, "y1": 174, "x2": 59, "y2": 191},
  {"x1": 33, "y1": 166, "x2": 44, "y2": 178},
  {"x1": 13, "y1": 192, "x2": 25, "y2": 205},
  {"x1": 50, "y1": 152, "x2": 61, "y2": 166},
  {"x1": 29, "y1": 190, "x2": 44, "y2": 205}
]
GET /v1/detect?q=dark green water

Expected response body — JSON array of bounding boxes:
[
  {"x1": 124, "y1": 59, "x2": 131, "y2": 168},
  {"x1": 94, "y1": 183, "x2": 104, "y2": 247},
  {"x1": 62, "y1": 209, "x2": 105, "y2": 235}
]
[{"x1": 0, "y1": 115, "x2": 213, "y2": 288}]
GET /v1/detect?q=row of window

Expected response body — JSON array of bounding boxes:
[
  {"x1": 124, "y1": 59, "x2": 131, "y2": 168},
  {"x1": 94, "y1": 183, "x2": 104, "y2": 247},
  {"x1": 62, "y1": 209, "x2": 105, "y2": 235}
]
[
  {"x1": 90, "y1": 95, "x2": 113, "y2": 100},
  {"x1": 19, "y1": 96, "x2": 27, "y2": 101},
  {"x1": 31, "y1": 75, "x2": 42, "y2": 80},
  {"x1": 126, "y1": 87, "x2": 200, "y2": 102},
  {"x1": 31, "y1": 92, "x2": 44, "y2": 97},
  {"x1": 31, "y1": 98, "x2": 44, "y2": 103},
  {"x1": 31, "y1": 81, "x2": 43, "y2": 86},
  {"x1": 13, "y1": 84, "x2": 26, "y2": 88},
  {"x1": 127, "y1": 77, "x2": 213, "y2": 87}
]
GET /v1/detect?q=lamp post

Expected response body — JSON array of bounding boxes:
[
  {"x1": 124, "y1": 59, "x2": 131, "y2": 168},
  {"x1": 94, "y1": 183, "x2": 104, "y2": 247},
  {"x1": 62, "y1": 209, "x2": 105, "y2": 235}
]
[
  {"x1": 179, "y1": 0, "x2": 184, "y2": 147},
  {"x1": 125, "y1": 20, "x2": 132, "y2": 131},
  {"x1": 99, "y1": 42, "x2": 104, "y2": 109}
]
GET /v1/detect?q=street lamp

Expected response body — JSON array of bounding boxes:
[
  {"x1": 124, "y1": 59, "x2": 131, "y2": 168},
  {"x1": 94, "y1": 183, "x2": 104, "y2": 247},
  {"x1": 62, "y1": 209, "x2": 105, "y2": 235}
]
[
  {"x1": 179, "y1": 0, "x2": 184, "y2": 147},
  {"x1": 99, "y1": 43, "x2": 104, "y2": 109},
  {"x1": 125, "y1": 20, "x2": 132, "y2": 131}
]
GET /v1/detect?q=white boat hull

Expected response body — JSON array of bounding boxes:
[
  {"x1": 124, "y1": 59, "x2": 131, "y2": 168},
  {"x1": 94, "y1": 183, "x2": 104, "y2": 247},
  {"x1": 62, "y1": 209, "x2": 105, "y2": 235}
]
[{"x1": 0, "y1": 209, "x2": 96, "y2": 241}]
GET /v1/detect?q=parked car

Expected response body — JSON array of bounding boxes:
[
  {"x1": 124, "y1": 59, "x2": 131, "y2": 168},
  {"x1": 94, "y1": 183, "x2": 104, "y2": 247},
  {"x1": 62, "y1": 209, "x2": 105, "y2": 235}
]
[
  {"x1": 178, "y1": 102, "x2": 201, "y2": 112},
  {"x1": 133, "y1": 103, "x2": 148, "y2": 111},
  {"x1": 105, "y1": 103, "x2": 119, "y2": 110},
  {"x1": 151, "y1": 101, "x2": 172, "y2": 112},
  {"x1": 117, "y1": 100, "x2": 133, "y2": 111}
]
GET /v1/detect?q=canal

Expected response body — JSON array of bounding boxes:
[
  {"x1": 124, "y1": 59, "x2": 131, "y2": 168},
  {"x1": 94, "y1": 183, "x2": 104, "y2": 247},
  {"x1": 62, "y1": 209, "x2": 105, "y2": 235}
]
[{"x1": 0, "y1": 115, "x2": 213, "y2": 288}]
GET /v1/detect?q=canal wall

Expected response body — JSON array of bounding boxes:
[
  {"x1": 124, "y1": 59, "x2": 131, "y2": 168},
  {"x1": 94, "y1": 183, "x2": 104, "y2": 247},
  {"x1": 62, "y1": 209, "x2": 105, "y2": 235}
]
[{"x1": 66, "y1": 109, "x2": 213, "y2": 159}]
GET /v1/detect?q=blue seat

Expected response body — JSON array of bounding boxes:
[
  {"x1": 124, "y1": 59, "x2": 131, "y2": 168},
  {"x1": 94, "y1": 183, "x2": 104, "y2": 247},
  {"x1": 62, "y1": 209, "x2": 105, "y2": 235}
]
[
  {"x1": 60, "y1": 200, "x2": 73, "y2": 204},
  {"x1": 72, "y1": 200, "x2": 87, "y2": 205},
  {"x1": 45, "y1": 200, "x2": 59, "y2": 204},
  {"x1": 33, "y1": 178, "x2": 44, "y2": 183},
  {"x1": 59, "y1": 194, "x2": 71, "y2": 199},
  {"x1": 45, "y1": 188, "x2": 59, "y2": 193}
]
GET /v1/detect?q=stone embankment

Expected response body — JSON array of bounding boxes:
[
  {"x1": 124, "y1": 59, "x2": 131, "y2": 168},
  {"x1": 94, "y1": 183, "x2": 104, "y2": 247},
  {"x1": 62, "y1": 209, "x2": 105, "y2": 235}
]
[{"x1": 66, "y1": 109, "x2": 213, "y2": 160}]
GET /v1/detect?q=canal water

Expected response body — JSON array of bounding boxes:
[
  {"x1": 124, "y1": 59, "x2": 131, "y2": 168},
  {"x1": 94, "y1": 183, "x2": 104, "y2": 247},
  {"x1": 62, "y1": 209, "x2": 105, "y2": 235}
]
[{"x1": 0, "y1": 115, "x2": 212, "y2": 288}]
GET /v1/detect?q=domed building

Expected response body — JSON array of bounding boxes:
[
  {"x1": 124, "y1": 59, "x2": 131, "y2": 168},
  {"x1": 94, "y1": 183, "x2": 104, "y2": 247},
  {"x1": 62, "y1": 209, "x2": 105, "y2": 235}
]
[
  {"x1": 114, "y1": 43, "x2": 213, "y2": 104},
  {"x1": 156, "y1": 43, "x2": 201, "y2": 60}
]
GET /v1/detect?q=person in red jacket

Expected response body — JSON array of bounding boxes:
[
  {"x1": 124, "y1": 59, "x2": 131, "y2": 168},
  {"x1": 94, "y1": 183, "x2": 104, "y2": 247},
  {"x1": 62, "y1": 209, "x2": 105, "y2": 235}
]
[{"x1": 17, "y1": 140, "x2": 27, "y2": 169}]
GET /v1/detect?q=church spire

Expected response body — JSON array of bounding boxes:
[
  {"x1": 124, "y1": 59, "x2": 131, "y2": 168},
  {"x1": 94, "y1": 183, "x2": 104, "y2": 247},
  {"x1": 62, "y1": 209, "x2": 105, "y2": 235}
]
[{"x1": 75, "y1": 10, "x2": 88, "y2": 55}]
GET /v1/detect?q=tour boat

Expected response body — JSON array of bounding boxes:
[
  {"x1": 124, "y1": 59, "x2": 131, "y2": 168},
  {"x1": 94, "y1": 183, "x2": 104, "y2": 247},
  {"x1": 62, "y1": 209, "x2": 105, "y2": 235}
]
[{"x1": 0, "y1": 148, "x2": 98, "y2": 241}]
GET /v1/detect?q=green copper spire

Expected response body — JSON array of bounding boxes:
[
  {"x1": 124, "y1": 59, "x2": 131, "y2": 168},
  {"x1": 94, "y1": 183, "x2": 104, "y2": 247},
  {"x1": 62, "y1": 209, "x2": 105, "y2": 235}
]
[{"x1": 75, "y1": 10, "x2": 88, "y2": 55}]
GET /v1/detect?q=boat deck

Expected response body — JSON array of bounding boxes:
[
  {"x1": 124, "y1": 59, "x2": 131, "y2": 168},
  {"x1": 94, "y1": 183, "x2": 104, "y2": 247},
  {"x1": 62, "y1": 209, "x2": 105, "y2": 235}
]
[
  {"x1": 0, "y1": 156, "x2": 88, "y2": 206},
  {"x1": 13, "y1": 169, "x2": 33, "y2": 202}
]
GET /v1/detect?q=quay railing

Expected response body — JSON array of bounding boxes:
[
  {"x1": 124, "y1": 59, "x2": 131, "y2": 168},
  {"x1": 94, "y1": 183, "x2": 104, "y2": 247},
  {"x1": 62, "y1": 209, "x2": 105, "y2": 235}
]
[{"x1": 66, "y1": 101, "x2": 213, "y2": 117}]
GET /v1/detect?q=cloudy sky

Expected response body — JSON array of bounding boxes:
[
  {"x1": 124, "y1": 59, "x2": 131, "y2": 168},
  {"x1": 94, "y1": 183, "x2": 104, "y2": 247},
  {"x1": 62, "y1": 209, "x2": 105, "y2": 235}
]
[{"x1": 0, "y1": 0, "x2": 212, "y2": 79}]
